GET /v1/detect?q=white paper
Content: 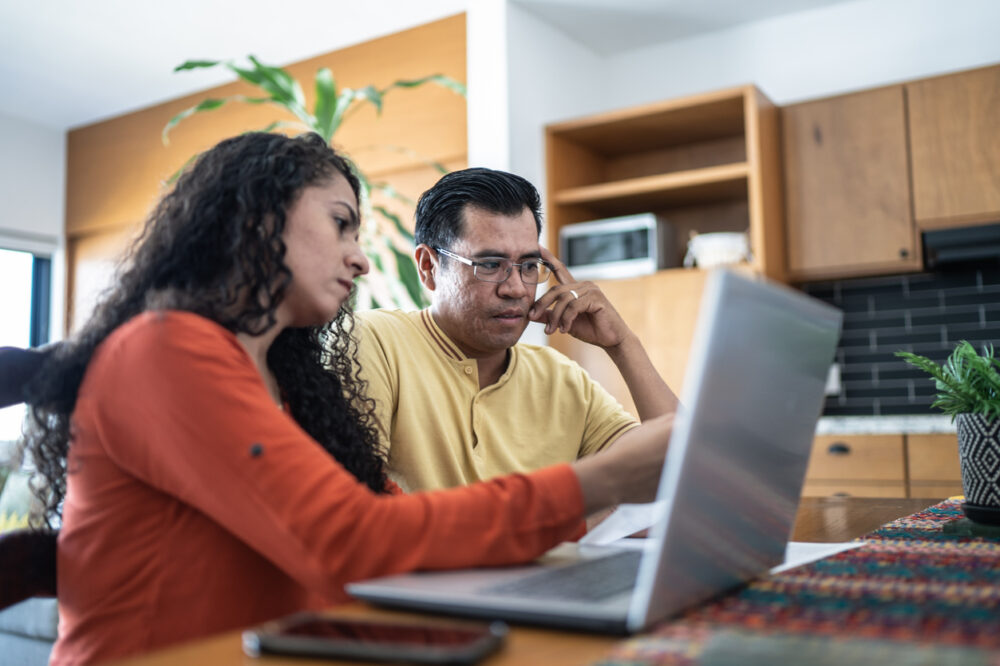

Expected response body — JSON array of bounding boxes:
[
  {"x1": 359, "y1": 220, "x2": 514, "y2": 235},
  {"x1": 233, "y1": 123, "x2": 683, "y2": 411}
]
[
  {"x1": 770, "y1": 541, "x2": 863, "y2": 574},
  {"x1": 581, "y1": 503, "x2": 863, "y2": 571},
  {"x1": 579, "y1": 502, "x2": 666, "y2": 545}
]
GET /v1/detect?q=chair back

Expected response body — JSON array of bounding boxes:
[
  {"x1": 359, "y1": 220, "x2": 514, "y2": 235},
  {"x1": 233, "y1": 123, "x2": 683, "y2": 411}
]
[
  {"x1": 0, "y1": 345, "x2": 58, "y2": 609},
  {"x1": 0, "y1": 346, "x2": 52, "y2": 409},
  {"x1": 0, "y1": 529, "x2": 57, "y2": 607}
]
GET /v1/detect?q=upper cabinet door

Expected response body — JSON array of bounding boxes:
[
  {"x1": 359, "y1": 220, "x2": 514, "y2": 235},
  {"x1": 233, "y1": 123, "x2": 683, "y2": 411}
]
[
  {"x1": 782, "y1": 85, "x2": 919, "y2": 280},
  {"x1": 908, "y1": 64, "x2": 1000, "y2": 229}
]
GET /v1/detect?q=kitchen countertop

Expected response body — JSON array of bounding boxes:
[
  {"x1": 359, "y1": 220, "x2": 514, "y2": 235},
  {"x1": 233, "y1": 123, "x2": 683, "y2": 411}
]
[{"x1": 816, "y1": 415, "x2": 956, "y2": 435}]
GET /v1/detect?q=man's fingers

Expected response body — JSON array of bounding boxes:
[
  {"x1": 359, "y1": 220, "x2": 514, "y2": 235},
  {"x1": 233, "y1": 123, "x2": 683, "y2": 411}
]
[
  {"x1": 539, "y1": 245, "x2": 575, "y2": 285},
  {"x1": 543, "y1": 289, "x2": 587, "y2": 334},
  {"x1": 530, "y1": 282, "x2": 584, "y2": 320}
]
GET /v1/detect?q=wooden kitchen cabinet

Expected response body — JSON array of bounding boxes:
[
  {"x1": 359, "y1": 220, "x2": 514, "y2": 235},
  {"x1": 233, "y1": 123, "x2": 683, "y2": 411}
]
[
  {"x1": 782, "y1": 86, "x2": 921, "y2": 280},
  {"x1": 908, "y1": 64, "x2": 1000, "y2": 230},
  {"x1": 802, "y1": 434, "x2": 906, "y2": 498},
  {"x1": 907, "y1": 433, "x2": 963, "y2": 499},
  {"x1": 803, "y1": 432, "x2": 963, "y2": 500}
]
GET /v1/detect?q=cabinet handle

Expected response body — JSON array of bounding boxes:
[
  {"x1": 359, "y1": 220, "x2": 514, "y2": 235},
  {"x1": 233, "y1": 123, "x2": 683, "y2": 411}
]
[
  {"x1": 827, "y1": 442, "x2": 851, "y2": 455},
  {"x1": 899, "y1": 248, "x2": 909, "y2": 259},
  {"x1": 813, "y1": 125, "x2": 823, "y2": 145}
]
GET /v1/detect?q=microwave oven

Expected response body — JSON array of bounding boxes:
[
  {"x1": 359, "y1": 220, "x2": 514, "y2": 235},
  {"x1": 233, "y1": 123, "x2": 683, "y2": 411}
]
[{"x1": 558, "y1": 213, "x2": 674, "y2": 280}]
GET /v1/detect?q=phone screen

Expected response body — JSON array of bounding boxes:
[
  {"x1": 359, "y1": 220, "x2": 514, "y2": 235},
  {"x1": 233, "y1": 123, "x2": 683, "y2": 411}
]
[{"x1": 244, "y1": 613, "x2": 508, "y2": 664}]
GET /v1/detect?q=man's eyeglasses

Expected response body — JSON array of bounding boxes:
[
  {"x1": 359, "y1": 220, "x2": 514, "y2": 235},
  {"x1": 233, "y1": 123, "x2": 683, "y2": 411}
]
[{"x1": 435, "y1": 247, "x2": 552, "y2": 284}]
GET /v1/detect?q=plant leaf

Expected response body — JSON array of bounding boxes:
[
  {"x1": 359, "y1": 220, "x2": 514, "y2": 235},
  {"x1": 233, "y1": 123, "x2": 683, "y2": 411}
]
[
  {"x1": 313, "y1": 67, "x2": 338, "y2": 142},
  {"x1": 331, "y1": 86, "x2": 384, "y2": 132},
  {"x1": 388, "y1": 241, "x2": 427, "y2": 307},
  {"x1": 373, "y1": 204, "x2": 415, "y2": 242},
  {"x1": 247, "y1": 55, "x2": 307, "y2": 109},
  {"x1": 163, "y1": 152, "x2": 201, "y2": 186},
  {"x1": 386, "y1": 74, "x2": 466, "y2": 97},
  {"x1": 228, "y1": 57, "x2": 314, "y2": 127},
  {"x1": 162, "y1": 95, "x2": 271, "y2": 144},
  {"x1": 897, "y1": 342, "x2": 1000, "y2": 419},
  {"x1": 353, "y1": 85, "x2": 383, "y2": 114},
  {"x1": 173, "y1": 59, "x2": 223, "y2": 72}
]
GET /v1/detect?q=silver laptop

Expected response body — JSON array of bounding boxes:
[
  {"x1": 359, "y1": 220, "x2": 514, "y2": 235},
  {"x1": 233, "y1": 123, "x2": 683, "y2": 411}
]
[{"x1": 348, "y1": 268, "x2": 843, "y2": 634}]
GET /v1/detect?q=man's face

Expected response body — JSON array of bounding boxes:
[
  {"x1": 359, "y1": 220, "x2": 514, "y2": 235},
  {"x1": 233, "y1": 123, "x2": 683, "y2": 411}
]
[{"x1": 431, "y1": 205, "x2": 541, "y2": 359}]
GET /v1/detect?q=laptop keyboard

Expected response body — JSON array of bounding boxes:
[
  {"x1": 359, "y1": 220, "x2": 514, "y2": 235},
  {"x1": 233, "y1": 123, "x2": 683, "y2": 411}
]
[{"x1": 482, "y1": 550, "x2": 643, "y2": 602}]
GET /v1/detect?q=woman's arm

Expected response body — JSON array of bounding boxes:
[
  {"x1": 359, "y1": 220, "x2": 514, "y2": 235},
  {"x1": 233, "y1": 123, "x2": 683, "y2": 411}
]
[{"x1": 85, "y1": 312, "x2": 591, "y2": 601}]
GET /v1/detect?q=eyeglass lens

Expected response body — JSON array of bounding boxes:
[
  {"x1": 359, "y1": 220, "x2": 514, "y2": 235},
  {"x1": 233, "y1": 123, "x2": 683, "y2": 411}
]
[{"x1": 475, "y1": 258, "x2": 551, "y2": 284}]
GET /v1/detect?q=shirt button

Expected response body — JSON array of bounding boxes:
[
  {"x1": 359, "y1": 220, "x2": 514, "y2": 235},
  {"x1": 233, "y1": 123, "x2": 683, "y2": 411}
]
[{"x1": 464, "y1": 367, "x2": 473, "y2": 375}]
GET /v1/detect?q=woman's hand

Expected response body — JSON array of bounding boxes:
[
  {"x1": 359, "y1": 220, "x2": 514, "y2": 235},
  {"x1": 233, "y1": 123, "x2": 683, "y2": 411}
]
[{"x1": 571, "y1": 413, "x2": 674, "y2": 515}]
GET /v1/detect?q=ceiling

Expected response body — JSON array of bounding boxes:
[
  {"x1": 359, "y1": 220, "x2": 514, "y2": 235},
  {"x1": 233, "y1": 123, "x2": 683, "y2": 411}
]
[
  {"x1": 0, "y1": 0, "x2": 855, "y2": 131},
  {"x1": 512, "y1": 0, "x2": 856, "y2": 56}
]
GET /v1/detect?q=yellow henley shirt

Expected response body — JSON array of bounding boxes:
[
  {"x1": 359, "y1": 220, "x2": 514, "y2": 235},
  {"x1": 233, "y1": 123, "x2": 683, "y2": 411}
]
[{"x1": 355, "y1": 309, "x2": 639, "y2": 492}]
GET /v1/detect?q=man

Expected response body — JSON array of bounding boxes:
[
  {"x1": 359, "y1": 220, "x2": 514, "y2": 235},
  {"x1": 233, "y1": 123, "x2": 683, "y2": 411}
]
[{"x1": 355, "y1": 167, "x2": 677, "y2": 492}]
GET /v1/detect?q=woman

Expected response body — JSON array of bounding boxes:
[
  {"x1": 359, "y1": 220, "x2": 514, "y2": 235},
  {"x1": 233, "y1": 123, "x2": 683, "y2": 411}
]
[{"x1": 24, "y1": 132, "x2": 671, "y2": 664}]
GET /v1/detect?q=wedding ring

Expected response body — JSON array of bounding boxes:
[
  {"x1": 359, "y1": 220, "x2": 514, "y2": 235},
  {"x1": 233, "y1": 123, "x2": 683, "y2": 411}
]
[{"x1": 569, "y1": 289, "x2": 579, "y2": 300}]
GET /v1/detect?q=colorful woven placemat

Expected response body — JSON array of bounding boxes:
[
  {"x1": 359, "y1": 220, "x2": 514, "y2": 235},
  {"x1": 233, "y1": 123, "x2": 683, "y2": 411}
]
[{"x1": 597, "y1": 499, "x2": 1000, "y2": 665}]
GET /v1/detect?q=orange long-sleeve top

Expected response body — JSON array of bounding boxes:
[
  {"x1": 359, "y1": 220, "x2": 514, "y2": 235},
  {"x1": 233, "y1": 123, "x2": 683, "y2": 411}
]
[{"x1": 51, "y1": 311, "x2": 585, "y2": 665}]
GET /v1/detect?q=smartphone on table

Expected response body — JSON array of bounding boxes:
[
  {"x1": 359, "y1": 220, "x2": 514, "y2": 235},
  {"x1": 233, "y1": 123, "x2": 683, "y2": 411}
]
[{"x1": 243, "y1": 611, "x2": 508, "y2": 664}]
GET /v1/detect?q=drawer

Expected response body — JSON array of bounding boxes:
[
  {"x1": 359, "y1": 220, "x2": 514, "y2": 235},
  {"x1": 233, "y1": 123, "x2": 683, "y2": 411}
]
[
  {"x1": 907, "y1": 434, "x2": 962, "y2": 482},
  {"x1": 805, "y1": 434, "x2": 906, "y2": 482},
  {"x1": 802, "y1": 481, "x2": 907, "y2": 498}
]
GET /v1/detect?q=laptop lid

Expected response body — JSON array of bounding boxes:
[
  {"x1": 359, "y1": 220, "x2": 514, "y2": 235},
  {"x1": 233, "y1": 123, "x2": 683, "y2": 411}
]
[
  {"x1": 348, "y1": 268, "x2": 843, "y2": 633},
  {"x1": 626, "y1": 268, "x2": 843, "y2": 630}
]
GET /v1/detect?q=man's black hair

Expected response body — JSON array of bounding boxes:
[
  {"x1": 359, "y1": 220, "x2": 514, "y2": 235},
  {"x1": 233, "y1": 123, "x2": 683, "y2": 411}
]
[{"x1": 414, "y1": 167, "x2": 542, "y2": 250}]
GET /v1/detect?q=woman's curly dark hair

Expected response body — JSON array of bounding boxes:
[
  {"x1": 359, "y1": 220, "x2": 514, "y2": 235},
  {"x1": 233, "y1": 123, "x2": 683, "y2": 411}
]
[{"x1": 24, "y1": 132, "x2": 389, "y2": 525}]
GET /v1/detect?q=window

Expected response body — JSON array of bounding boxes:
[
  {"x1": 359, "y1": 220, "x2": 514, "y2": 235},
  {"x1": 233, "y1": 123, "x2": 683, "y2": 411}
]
[{"x1": 0, "y1": 247, "x2": 52, "y2": 441}]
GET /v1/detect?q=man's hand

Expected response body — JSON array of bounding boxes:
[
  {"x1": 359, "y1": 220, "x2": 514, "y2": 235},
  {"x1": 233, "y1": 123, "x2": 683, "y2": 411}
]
[
  {"x1": 528, "y1": 247, "x2": 633, "y2": 350},
  {"x1": 530, "y1": 247, "x2": 679, "y2": 421}
]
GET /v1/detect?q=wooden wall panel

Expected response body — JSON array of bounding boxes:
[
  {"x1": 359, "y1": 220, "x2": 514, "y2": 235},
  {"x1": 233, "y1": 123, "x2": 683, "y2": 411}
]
[
  {"x1": 65, "y1": 14, "x2": 467, "y2": 333},
  {"x1": 67, "y1": 227, "x2": 136, "y2": 333}
]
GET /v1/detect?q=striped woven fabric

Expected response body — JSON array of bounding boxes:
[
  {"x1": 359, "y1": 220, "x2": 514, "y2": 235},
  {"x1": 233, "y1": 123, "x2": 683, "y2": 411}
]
[{"x1": 598, "y1": 499, "x2": 1000, "y2": 666}]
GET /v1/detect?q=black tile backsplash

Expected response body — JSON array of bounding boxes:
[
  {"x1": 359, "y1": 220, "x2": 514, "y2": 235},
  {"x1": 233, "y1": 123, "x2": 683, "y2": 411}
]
[{"x1": 800, "y1": 265, "x2": 1000, "y2": 417}]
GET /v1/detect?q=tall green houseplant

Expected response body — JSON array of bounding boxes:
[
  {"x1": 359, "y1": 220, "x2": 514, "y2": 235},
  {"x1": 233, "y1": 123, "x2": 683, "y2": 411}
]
[{"x1": 162, "y1": 55, "x2": 465, "y2": 310}]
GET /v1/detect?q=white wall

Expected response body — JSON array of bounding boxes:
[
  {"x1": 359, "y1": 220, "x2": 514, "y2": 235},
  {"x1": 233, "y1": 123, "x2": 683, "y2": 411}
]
[
  {"x1": 0, "y1": 111, "x2": 66, "y2": 340},
  {"x1": 604, "y1": 0, "x2": 1000, "y2": 108},
  {"x1": 505, "y1": 0, "x2": 1000, "y2": 178},
  {"x1": 0, "y1": 112, "x2": 65, "y2": 243},
  {"x1": 505, "y1": 3, "x2": 609, "y2": 192},
  {"x1": 466, "y1": 0, "x2": 511, "y2": 169}
]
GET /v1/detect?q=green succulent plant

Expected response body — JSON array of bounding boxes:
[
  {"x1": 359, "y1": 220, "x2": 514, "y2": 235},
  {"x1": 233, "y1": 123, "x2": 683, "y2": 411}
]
[
  {"x1": 161, "y1": 55, "x2": 466, "y2": 310},
  {"x1": 896, "y1": 341, "x2": 1000, "y2": 421}
]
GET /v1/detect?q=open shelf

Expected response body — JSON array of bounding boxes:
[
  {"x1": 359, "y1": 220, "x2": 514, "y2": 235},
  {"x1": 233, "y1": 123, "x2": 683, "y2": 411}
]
[
  {"x1": 543, "y1": 85, "x2": 786, "y2": 410},
  {"x1": 553, "y1": 163, "x2": 749, "y2": 210},
  {"x1": 545, "y1": 84, "x2": 784, "y2": 282}
]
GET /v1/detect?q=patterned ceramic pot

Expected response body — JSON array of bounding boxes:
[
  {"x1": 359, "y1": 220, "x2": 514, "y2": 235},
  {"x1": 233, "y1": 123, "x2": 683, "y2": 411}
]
[{"x1": 956, "y1": 413, "x2": 1000, "y2": 514}]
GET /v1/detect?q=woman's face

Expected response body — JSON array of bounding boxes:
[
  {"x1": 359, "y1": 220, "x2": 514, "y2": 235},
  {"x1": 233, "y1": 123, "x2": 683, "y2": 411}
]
[{"x1": 278, "y1": 172, "x2": 369, "y2": 327}]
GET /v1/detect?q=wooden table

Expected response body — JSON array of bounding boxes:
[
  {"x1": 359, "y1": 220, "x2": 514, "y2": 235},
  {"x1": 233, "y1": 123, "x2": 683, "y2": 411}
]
[
  {"x1": 110, "y1": 496, "x2": 942, "y2": 666},
  {"x1": 790, "y1": 496, "x2": 935, "y2": 542}
]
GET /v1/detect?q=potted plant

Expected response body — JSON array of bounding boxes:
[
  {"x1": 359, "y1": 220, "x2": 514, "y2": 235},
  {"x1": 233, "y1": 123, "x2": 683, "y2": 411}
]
[
  {"x1": 161, "y1": 55, "x2": 466, "y2": 310},
  {"x1": 897, "y1": 341, "x2": 1000, "y2": 522}
]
